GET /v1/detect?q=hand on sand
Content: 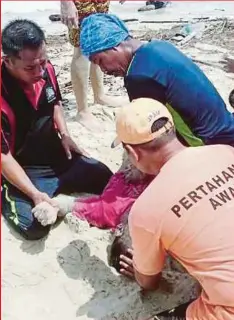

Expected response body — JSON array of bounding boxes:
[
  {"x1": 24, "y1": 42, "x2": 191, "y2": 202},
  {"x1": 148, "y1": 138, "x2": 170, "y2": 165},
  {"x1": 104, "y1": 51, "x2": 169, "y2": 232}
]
[
  {"x1": 119, "y1": 249, "x2": 135, "y2": 279},
  {"x1": 32, "y1": 202, "x2": 59, "y2": 226},
  {"x1": 221, "y1": 57, "x2": 234, "y2": 74},
  {"x1": 61, "y1": 134, "x2": 90, "y2": 159}
]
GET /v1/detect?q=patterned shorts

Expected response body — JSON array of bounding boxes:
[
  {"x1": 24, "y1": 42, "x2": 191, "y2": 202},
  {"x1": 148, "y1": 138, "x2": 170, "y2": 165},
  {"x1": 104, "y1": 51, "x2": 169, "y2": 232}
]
[{"x1": 68, "y1": 0, "x2": 110, "y2": 47}]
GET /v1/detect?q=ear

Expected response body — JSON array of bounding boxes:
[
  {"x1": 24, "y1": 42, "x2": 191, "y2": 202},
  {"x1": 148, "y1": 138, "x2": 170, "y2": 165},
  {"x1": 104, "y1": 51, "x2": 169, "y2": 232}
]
[
  {"x1": 125, "y1": 144, "x2": 140, "y2": 162},
  {"x1": 3, "y1": 56, "x2": 13, "y2": 68},
  {"x1": 113, "y1": 45, "x2": 121, "y2": 53}
]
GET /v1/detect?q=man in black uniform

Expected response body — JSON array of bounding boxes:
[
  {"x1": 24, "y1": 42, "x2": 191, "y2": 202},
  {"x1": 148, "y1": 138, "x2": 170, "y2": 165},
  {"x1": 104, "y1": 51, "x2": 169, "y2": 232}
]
[{"x1": 1, "y1": 19, "x2": 112, "y2": 240}]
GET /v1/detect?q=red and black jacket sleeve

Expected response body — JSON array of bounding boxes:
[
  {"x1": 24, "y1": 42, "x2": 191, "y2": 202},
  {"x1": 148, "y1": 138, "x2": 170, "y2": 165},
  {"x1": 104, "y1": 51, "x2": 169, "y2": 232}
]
[{"x1": 1, "y1": 103, "x2": 11, "y2": 154}]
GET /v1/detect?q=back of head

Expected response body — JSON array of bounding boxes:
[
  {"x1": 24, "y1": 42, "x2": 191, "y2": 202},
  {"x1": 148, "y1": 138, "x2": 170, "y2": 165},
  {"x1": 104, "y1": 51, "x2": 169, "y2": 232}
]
[
  {"x1": 2, "y1": 19, "x2": 45, "y2": 57},
  {"x1": 112, "y1": 98, "x2": 176, "y2": 150},
  {"x1": 112, "y1": 98, "x2": 178, "y2": 174},
  {"x1": 80, "y1": 13, "x2": 130, "y2": 58}
]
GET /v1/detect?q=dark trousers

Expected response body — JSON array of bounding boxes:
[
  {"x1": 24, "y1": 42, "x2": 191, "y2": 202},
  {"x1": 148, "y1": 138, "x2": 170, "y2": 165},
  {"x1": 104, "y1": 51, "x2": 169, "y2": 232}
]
[
  {"x1": 2, "y1": 155, "x2": 112, "y2": 240},
  {"x1": 153, "y1": 301, "x2": 191, "y2": 320}
]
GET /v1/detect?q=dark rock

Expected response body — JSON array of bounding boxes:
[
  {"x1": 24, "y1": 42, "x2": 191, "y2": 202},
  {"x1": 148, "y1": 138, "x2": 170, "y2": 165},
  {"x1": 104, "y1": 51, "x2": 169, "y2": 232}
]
[{"x1": 49, "y1": 14, "x2": 61, "y2": 22}]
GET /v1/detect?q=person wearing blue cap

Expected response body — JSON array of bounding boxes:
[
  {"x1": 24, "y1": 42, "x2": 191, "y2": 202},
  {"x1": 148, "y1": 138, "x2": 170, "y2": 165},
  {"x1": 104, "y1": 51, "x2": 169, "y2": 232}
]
[{"x1": 80, "y1": 13, "x2": 234, "y2": 148}]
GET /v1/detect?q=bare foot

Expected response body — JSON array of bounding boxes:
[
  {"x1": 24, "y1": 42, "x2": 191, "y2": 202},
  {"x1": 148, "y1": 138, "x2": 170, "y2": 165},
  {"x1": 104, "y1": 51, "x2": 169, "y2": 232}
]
[
  {"x1": 76, "y1": 110, "x2": 101, "y2": 131},
  {"x1": 94, "y1": 95, "x2": 129, "y2": 108}
]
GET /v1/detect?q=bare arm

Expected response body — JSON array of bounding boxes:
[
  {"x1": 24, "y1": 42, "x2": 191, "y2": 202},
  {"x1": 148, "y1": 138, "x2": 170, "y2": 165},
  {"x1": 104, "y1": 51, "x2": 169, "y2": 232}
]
[
  {"x1": 60, "y1": 0, "x2": 78, "y2": 28},
  {"x1": 53, "y1": 102, "x2": 89, "y2": 158},
  {"x1": 134, "y1": 269, "x2": 161, "y2": 291},
  {"x1": 120, "y1": 249, "x2": 162, "y2": 291},
  {"x1": 120, "y1": 211, "x2": 166, "y2": 291},
  {"x1": 2, "y1": 152, "x2": 55, "y2": 206},
  {"x1": 53, "y1": 102, "x2": 70, "y2": 137}
]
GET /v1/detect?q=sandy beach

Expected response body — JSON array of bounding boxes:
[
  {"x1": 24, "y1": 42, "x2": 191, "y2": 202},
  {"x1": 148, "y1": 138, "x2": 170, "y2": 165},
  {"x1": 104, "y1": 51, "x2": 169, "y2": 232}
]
[{"x1": 2, "y1": 2, "x2": 234, "y2": 320}]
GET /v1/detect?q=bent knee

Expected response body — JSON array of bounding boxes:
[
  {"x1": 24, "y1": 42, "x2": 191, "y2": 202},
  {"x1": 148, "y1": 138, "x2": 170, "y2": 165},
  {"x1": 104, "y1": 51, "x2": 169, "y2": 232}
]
[
  {"x1": 98, "y1": 161, "x2": 113, "y2": 179},
  {"x1": 6, "y1": 216, "x2": 50, "y2": 241},
  {"x1": 2, "y1": 192, "x2": 51, "y2": 241},
  {"x1": 92, "y1": 161, "x2": 113, "y2": 191},
  {"x1": 22, "y1": 222, "x2": 50, "y2": 240}
]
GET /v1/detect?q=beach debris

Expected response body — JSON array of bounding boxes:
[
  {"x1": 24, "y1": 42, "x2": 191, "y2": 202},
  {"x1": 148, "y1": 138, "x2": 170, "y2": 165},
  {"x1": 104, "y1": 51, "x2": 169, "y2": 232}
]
[
  {"x1": 138, "y1": 1, "x2": 170, "y2": 12},
  {"x1": 48, "y1": 14, "x2": 138, "y2": 24},
  {"x1": 123, "y1": 18, "x2": 139, "y2": 23},
  {"x1": 171, "y1": 22, "x2": 206, "y2": 46},
  {"x1": 138, "y1": 4, "x2": 156, "y2": 12},
  {"x1": 49, "y1": 14, "x2": 61, "y2": 22},
  {"x1": 140, "y1": 17, "x2": 229, "y2": 24},
  {"x1": 192, "y1": 59, "x2": 221, "y2": 69}
]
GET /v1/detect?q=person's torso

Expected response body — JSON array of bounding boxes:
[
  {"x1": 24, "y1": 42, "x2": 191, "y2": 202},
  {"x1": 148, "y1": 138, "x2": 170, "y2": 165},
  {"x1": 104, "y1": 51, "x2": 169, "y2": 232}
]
[
  {"x1": 125, "y1": 40, "x2": 234, "y2": 147},
  {"x1": 137, "y1": 145, "x2": 234, "y2": 314},
  {"x1": 1, "y1": 62, "x2": 66, "y2": 167}
]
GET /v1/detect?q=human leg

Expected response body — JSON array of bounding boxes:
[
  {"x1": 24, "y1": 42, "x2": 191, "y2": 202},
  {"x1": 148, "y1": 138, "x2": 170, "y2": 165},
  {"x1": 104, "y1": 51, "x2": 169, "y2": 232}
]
[
  {"x1": 90, "y1": 62, "x2": 129, "y2": 107},
  {"x1": 58, "y1": 154, "x2": 113, "y2": 195},
  {"x1": 70, "y1": 47, "x2": 90, "y2": 115},
  {"x1": 1, "y1": 167, "x2": 59, "y2": 240},
  {"x1": 20, "y1": 156, "x2": 112, "y2": 227},
  {"x1": 71, "y1": 47, "x2": 106, "y2": 129}
]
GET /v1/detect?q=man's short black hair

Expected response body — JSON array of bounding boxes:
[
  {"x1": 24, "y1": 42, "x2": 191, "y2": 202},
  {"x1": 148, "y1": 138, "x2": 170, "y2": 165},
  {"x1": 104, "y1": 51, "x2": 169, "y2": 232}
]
[{"x1": 2, "y1": 19, "x2": 45, "y2": 57}]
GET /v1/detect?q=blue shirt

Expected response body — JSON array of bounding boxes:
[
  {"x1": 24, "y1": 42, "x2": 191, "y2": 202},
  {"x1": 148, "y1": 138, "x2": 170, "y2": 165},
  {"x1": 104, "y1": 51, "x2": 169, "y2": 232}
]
[{"x1": 125, "y1": 40, "x2": 234, "y2": 147}]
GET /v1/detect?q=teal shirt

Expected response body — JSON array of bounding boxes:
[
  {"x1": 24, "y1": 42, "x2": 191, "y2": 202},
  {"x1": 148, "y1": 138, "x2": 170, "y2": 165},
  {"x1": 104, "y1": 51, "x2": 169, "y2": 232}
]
[{"x1": 125, "y1": 40, "x2": 234, "y2": 147}]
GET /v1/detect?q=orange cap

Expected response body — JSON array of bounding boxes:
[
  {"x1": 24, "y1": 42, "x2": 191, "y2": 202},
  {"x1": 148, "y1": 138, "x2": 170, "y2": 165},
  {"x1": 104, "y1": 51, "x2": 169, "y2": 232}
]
[{"x1": 112, "y1": 98, "x2": 174, "y2": 148}]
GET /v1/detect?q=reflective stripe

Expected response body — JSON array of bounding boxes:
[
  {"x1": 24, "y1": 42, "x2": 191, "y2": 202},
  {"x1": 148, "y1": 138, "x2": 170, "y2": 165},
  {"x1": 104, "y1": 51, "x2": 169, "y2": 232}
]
[
  {"x1": 2, "y1": 184, "x2": 19, "y2": 225},
  {"x1": 166, "y1": 103, "x2": 204, "y2": 147}
]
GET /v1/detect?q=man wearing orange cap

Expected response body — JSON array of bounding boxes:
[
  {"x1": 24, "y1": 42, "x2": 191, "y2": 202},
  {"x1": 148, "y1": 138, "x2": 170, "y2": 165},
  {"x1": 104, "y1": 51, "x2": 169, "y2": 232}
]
[{"x1": 113, "y1": 98, "x2": 234, "y2": 320}]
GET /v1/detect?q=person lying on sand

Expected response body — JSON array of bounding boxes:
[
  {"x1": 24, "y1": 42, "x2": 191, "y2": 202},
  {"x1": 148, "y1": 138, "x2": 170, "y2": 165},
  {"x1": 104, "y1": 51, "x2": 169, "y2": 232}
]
[
  {"x1": 79, "y1": 13, "x2": 234, "y2": 147},
  {"x1": 1, "y1": 19, "x2": 112, "y2": 240},
  {"x1": 32, "y1": 169, "x2": 153, "y2": 229},
  {"x1": 60, "y1": 0, "x2": 127, "y2": 129},
  {"x1": 113, "y1": 98, "x2": 234, "y2": 320}
]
